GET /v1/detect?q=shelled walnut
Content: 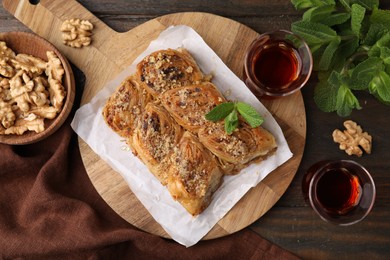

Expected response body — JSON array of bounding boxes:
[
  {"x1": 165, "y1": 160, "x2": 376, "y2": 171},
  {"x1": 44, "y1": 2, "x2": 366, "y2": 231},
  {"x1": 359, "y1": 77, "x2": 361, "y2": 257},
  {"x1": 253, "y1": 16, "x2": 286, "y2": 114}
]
[
  {"x1": 0, "y1": 41, "x2": 66, "y2": 135},
  {"x1": 60, "y1": 18, "x2": 94, "y2": 48},
  {"x1": 11, "y1": 53, "x2": 47, "y2": 74},
  {"x1": 0, "y1": 41, "x2": 16, "y2": 77},
  {"x1": 332, "y1": 120, "x2": 372, "y2": 157}
]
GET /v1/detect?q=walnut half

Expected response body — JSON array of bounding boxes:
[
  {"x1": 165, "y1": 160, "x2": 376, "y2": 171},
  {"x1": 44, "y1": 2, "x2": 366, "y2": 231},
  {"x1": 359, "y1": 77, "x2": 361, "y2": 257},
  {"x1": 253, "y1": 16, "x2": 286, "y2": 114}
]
[
  {"x1": 332, "y1": 120, "x2": 372, "y2": 157},
  {"x1": 61, "y1": 18, "x2": 94, "y2": 48},
  {"x1": 0, "y1": 41, "x2": 66, "y2": 136}
]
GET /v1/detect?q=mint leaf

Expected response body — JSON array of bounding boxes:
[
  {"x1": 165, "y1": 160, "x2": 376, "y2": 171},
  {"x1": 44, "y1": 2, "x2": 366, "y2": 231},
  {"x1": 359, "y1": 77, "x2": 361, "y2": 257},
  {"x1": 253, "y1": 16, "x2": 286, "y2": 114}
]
[
  {"x1": 224, "y1": 110, "x2": 238, "y2": 135},
  {"x1": 336, "y1": 84, "x2": 361, "y2": 117},
  {"x1": 206, "y1": 101, "x2": 265, "y2": 134},
  {"x1": 350, "y1": 57, "x2": 384, "y2": 90},
  {"x1": 292, "y1": 0, "x2": 335, "y2": 10},
  {"x1": 291, "y1": 21, "x2": 338, "y2": 45},
  {"x1": 303, "y1": 5, "x2": 335, "y2": 22},
  {"x1": 363, "y1": 23, "x2": 389, "y2": 46},
  {"x1": 351, "y1": 0, "x2": 379, "y2": 10},
  {"x1": 369, "y1": 32, "x2": 390, "y2": 58},
  {"x1": 291, "y1": 0, "x2": 390, "y2": 116},
  {"x1": 319, "y1": 36, "x2": 341, "y2": 71},
  {"x1": 339, "y1": 0, "x2": 352, "y2": 11},
  {"x1": 205, "y1": 102, "x2": 234, "y2": 122},
  {"x1": 314, "y1": 70, "x2": 362, "y2": 116},
  {"x1": 236, "y1": 102, "x2": 264, "y2": 128},
  {"x1": 343, "y1": 0, "x2": 377, "y2": 11},
  {"x1": 370, "y1": 6, "x2": 390, "y2": 28},
  {"x1": 322, "y1": 12, "x2": 351, "y2": 26},
  {"x1": 386, "y1": 64, "x2": 390, "y2": 75},
  {"x1": 330, "y1": 36, "x2": 359, "y2": 70},
  {"x1": 314, "y1": 77, "x2": 339, "y2": 112},
  {"x1": 380, "y1": 46, "x2": 390, "y2": 65},
  {"x1": 351, "y1": 4, "x2": 366, "y2": 36},
  {"x1": 369, "y1": 71, "x2": 390, "y2": 103}
]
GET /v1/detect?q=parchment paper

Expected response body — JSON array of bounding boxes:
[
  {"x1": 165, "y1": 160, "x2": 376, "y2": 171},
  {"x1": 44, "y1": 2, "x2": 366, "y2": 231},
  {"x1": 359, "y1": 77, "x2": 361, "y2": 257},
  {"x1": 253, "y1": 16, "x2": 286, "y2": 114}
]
[{"x1": 71, "y1": 25, "x2": 293, "y2": 247}]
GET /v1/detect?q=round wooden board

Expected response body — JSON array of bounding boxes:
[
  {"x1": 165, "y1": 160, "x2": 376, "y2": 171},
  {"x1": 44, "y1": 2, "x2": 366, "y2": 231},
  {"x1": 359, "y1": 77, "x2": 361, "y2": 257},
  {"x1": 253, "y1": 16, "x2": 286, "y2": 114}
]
[
  {"x1": 3, "y1": 1, "x2": 304, "y2": 240},
  {"x1": 78, "y1": 13, "x2": 307, "y2": 240}
]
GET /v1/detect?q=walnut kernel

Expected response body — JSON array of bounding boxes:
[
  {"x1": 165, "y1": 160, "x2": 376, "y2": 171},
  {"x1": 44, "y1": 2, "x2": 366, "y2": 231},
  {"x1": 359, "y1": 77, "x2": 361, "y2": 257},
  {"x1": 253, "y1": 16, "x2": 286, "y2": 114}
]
[
  {"x1": 60, "y1": 18, "x2": 94, "y2": 48},
  {"x1": 0, "y1": 41, "x2": 67, "y2": 135},
  {"x1": 332, "y1": 120, "x2": 372, "y2": 157}
]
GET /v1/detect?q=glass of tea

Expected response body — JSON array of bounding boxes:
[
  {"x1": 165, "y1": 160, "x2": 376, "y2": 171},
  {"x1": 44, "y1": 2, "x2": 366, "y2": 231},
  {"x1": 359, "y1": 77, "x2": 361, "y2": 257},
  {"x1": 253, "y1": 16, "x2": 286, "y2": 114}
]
[
  {"x1": 244, "y1": 30, "x2": 312, "y2": 98},
  {"x1": 302, "y1": 160, "x2": 376, "y2": 226}
]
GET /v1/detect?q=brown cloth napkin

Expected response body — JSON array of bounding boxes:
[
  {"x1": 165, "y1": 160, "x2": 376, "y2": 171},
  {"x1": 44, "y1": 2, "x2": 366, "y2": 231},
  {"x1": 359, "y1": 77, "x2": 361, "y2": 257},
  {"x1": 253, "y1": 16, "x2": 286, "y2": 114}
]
[{"x1": 0, "y1": 71, "x2": 299, "y2": 259}]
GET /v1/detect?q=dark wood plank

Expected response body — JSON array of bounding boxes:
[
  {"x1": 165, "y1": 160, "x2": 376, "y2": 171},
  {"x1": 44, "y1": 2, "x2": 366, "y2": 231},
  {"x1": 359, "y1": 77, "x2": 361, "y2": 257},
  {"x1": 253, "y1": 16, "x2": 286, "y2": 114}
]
[
  {"x1": 250, "y1": 207, "x2": 390, "y2": 259},
  {"x1": 1, "y1": 0, "x2": 389, "y2": 258}
]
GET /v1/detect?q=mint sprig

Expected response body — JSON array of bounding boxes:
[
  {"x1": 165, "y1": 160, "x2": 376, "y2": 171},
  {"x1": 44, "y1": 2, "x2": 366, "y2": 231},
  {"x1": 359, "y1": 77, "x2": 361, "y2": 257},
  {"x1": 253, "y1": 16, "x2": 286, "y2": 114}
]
[
  {"x1": 291, "y1": 0, "x2": 390, "y2": 116},
  {"x1": 205, "y1": 102, "x2": 264, "y2": 134}
]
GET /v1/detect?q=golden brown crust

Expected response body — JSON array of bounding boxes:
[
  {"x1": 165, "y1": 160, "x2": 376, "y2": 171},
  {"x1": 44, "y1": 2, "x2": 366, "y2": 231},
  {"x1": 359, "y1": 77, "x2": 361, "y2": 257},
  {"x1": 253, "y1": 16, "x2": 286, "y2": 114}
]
[
  {"x1": 131, "y1": 102, "x2": 183, "y2": 184},
  {"x1": 160, "y1": 82, "x2": 226, "y2": 133},
  {"x1": 102, "y1": 47, "x2": 278, "y2": 215},
  {"x1": 198, "y1": 120, "x2": 277, "y2": 169},
  {"x1": 102, "y1": 76, "x2": 153, "y2": 138},
  {"x1": 135, "y1": 48, "x2": 204, "y2": 98},
  {"x1": 167, "y1": 132, "x2": 223, "y2": 215}
]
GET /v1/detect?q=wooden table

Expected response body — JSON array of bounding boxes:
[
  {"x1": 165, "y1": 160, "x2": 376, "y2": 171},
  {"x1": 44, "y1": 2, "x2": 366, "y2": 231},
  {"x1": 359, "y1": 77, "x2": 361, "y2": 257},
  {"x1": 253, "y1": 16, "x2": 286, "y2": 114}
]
[{"x1": 1, "y1": 0, "x2": 389, "y2": 258}]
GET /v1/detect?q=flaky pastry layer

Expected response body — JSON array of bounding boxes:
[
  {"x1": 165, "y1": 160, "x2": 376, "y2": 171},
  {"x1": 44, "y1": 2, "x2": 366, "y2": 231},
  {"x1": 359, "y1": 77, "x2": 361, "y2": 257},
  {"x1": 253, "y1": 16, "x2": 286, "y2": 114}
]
[
  {"x1": 102, "y1": 48, "x2": 278, "y2": 215},
  {"x1": 136, "y1": 48, "x2": 204, "y2": 98}
]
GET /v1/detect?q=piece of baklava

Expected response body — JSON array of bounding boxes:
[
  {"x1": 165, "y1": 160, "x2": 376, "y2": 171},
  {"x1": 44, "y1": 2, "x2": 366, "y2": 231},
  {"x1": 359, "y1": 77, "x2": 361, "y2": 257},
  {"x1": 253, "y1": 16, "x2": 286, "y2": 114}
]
[
  {"x1": 131, "y1": 102, "x2": 183, "y2": 184},
  {"x1": 198, "y1": 120, "x2": 277, "y2": 173},
  {"x1": 160, "y1": 82, "x2": 226, "y2": 133},
  {"x1": 135, "y1": 48, "x2": 204, "y2": 98},
  {"x1": 167, "y1": 131, "x2": 223, "y2": 215},
  {"x1": 102, "y1": 75, "x2": 153, "y2": 138}
]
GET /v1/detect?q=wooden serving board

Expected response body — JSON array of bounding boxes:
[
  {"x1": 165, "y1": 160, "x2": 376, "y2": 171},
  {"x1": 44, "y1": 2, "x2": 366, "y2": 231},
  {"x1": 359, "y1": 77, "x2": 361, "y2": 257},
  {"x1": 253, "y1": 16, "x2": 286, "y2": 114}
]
[{"x1": 3, "y1": 0, "x2": 306, "y2": 239}]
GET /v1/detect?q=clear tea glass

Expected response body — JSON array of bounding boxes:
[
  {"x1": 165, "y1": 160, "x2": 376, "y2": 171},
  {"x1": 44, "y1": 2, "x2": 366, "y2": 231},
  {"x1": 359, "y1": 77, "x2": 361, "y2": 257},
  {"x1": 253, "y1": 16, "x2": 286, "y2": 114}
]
[
  {"x1": 243, "y1": 30, "x2": 313, "y2": 98},
  {"x1": 302, "y1": 160, "x2": 376, "y2": 226}
]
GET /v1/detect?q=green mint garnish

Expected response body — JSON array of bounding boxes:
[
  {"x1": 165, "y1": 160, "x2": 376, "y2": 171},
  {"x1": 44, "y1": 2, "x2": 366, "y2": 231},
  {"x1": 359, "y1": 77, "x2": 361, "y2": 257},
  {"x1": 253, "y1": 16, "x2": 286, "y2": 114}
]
[
  {"x1": 206, "y1": 101, "x2": 264, "y2": 134},
  {"x1": 236, "y1": 102, "x2": 264, "y2": 128},
  {"x1": 224, "y1": 109, "x2": 239, "y2": 135},
  {"x1": 205, "y1": 102, "x2": 235, "y2": 122},
  {"x1": 291, "y1": 0, "x2": 390, "y2": 116}
]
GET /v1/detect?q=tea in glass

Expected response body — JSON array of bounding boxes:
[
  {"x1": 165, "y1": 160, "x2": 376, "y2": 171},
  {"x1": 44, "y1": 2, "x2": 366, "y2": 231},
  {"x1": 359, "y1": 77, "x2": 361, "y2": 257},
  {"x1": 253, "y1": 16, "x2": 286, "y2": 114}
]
[
  {"x1": 303, "y1": 160, "x2": 375, "y2": 225},
  {"x1": 244, "y1": 30, "x2": 312, "y2": 98}
]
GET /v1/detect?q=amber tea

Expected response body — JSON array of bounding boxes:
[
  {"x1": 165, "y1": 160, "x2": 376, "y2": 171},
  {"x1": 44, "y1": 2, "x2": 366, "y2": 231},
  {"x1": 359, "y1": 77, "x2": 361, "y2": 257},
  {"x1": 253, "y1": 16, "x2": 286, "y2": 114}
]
[
  {"x1": 303, "y1": 160, "x2": 376, "y2": 226},
  {"x1": 244, "y1": 30, "x2": 312, "y2": 98},
  {"x1": 315, "y1": 168, "x2": 361, "y2": 215},
  {"x1": 252, "y1": 41, "x2": 300, "y2": 90}
]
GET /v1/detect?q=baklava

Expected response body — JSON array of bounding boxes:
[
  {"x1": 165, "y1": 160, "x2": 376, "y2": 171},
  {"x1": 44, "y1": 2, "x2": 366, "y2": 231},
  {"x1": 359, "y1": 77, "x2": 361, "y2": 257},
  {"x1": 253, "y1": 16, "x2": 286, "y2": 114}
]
[
  {"x1": 135, "y1": 48, "x2": 204, "y2": 98},
  {"x1": 102, "y1": 48, "x2": 277, "y2": 215}
]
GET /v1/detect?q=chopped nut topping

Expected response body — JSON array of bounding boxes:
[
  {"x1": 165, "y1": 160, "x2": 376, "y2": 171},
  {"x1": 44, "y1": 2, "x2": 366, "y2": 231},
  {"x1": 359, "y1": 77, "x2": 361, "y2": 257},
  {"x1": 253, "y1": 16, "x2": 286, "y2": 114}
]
[
  {"x1": 103, "y1": 48, "x2": 277, "y2": 215},
  {"x1": 137, "y1": 49, "x2": 204, "y2": 98},
  {"x1": 186, "y1": 66, "x2": 193, "y2": 73},
  {"x1": 137, "y1": 105, "x2": 181, "y2": 163},
  {"x1": 208, "y1": 125, "x2": 247, "y2": 158},
  {"x1": 160, "y1": 83, "x2": 226, "y2": 133}
]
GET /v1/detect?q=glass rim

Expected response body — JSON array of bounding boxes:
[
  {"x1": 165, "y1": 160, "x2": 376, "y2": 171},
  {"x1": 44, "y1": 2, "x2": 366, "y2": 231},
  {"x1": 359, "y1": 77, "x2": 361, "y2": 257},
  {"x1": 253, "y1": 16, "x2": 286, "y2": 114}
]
[
  {"x1": 308, "y1": 160, "x2": 376, "y2": 226},
  {"x1": 243, "y1": 29, "x2": 313, "y2": 97}
]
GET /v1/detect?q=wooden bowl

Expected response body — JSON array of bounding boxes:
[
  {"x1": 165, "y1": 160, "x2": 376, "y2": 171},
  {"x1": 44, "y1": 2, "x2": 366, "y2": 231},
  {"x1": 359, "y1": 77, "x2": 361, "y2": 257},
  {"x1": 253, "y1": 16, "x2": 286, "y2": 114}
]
[{"x1": 0, "y1": 31, "x2": 75, "y2": 145}]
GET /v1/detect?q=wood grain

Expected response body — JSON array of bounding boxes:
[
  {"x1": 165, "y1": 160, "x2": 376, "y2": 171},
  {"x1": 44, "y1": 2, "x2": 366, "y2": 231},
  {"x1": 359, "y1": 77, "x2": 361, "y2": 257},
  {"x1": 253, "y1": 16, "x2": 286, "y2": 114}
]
[
  {"x1": 2, "y1": 0, "x2": 305, "y2": 239},
  {"x1": 2, "y1": 0, "x2": 390, "y2": 258}
]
